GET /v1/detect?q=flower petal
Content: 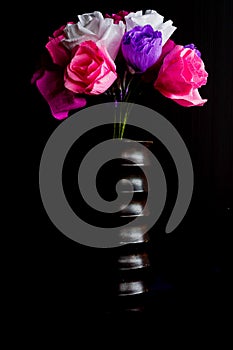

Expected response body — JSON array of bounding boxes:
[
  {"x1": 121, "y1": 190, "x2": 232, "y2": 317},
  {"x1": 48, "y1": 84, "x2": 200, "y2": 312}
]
[
  {"x1": 46, "y1": 37, "x2": 71, "y2": 66},
  {"x1": 34, "y1": 70, "x2": 86, "y2": 119},
  {"x1": 167, "y1": 88, "x2": 208, "y2": 107},
  {"x1": 156, "y1": 20, "x2": 177, "y2": 45}
]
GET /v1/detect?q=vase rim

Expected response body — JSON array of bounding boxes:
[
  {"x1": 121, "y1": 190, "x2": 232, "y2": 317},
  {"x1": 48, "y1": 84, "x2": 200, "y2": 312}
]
[{"x1": 119, "y1": 139, "x2": 153, "y2": 143}]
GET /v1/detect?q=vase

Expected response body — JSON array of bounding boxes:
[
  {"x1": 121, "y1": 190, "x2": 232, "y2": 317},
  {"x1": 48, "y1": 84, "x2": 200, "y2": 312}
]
[{"x1": 98, "y1": 139, "x2": 154, "y2": 315}]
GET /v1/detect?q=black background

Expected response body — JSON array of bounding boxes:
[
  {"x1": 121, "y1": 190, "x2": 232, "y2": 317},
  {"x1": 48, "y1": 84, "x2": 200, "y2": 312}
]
[{"x1": 18, "y1": 0, "x2": 233, "y2": 332}]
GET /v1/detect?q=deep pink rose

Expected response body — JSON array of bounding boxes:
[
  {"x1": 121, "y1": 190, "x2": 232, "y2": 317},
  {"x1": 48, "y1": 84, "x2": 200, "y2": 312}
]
[
  {"x1": 64, "y1": 40, "x2": 117, "y2": 95},
  {"x1": 45, "y1": 24, "x2": 73, "y2": 66},
  {"x1": 105, "y1": 10, "x2": 129, "y2": 24},
  {"x1": 154, "y1": 45, "x2": 208, "y2": 107}
]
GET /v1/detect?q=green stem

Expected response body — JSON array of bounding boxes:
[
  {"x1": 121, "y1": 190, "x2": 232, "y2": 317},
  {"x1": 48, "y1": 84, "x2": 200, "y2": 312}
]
[
  {"x1": 120, "y1": 102, "x2": 135, "y2": 139},
  {"x1": 120, "y1": 112, "x2": 128, "y2": 139},
  {"x1": 113, "y1": 104, "x2": 117, "y2": 139},
  {"x1": 118, "y1": 107, "x2": 122, "y2": 138},
  {"x1": 120, "y1": 75, "x2": 142, "y2": 139},
  {"x1": 111, "y1": 72, "x2": 143, "y2": 139}
]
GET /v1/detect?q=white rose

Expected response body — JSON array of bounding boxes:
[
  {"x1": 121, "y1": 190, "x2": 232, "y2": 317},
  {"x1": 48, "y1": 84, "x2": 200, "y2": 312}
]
[
  {"x1": 125, "y1": 10, "x2": 176, "y2": 46},
  {"x1": 62, "y1": 11, "x2": 125, "y2": 60}
]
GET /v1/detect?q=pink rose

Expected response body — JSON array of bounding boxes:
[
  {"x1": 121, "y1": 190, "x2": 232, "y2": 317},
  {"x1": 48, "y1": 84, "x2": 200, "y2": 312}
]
[
  {"x1": 154, "y1": 45, "x2": 208, "y2": 107},
  {"x1": 64, "y1": 40, "x2": 117, "y2": 95},
  {"x1": 45, "y1": 24, "x2": 73, "y2": 67},
  {"x1": 104, "y1": 10, "x2": 129, "y2": 24}
]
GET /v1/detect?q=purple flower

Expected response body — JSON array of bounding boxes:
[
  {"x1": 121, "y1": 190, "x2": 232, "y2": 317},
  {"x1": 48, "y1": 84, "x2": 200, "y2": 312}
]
[
  {"x1": 184, "y1": 43, "x2": 201, "y2": 57},
  {"x1": 121, "y1": 25, "x2": 163, "y2": 73}
]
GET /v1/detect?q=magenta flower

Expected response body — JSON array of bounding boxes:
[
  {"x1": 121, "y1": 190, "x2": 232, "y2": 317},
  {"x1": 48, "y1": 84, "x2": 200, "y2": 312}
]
[
  {"x1": 121, "y1": 25, "x2": 162, "y2": 73},
  {"x1": 104, "y1": 10, "x2": 129, "y2": 24},
  {"x1": 31, "y1": 69, "x2": 86, "y2": 119},
  {"x1": 45, "y1": 24, "x2": 72, "y2": 67}
]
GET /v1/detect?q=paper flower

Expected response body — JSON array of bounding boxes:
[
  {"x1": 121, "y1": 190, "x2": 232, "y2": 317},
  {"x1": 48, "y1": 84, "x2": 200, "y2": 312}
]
[
  {"x1": 32, "y1": 8, "x2": 208, "y2": 130},
  {"x1": 121, "y1": 25, "x2": 162, "y2": 73},
  {"x1": 154, "y1": 44, "x2": 208, "y2": 106}
]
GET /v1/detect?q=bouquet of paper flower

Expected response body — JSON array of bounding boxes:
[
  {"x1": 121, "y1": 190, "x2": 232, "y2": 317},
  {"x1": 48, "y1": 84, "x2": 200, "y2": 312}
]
[{"x1": 31, "y1": 9, "x2": 208, "y2": 138}]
